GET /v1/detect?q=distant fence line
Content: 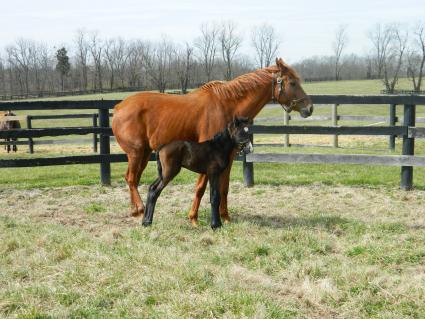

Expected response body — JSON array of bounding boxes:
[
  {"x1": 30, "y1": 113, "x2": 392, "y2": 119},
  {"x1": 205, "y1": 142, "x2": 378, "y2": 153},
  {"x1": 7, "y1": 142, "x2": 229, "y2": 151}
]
[
  {"x1": 0, "y1": 87, "x2": 187, "y2": 101},
  {"x1": 381, "y1": 89, "x2": 425, "y2": 95},
  {"x1": 1, "y1": 94, "x2": 425, "y2": 190},
  {"x1": 0, "y1": 87, "x2": 145, "y2": 101}
]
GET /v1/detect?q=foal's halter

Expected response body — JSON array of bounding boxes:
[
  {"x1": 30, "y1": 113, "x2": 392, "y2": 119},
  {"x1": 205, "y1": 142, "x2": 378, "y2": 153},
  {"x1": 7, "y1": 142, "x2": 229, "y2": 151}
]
[{"x1": 271, "y1": 73, "x2": 307, "y2": 112}]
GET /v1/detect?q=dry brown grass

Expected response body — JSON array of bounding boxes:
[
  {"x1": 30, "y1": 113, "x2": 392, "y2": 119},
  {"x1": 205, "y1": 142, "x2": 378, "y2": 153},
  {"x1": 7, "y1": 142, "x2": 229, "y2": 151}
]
[{"x1": 1, "y1": 182, "x2": 425, "y2": 318}]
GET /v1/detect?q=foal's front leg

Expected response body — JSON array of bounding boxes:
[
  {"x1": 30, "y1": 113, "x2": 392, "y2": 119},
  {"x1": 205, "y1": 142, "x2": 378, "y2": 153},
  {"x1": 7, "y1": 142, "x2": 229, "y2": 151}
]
[{"x1": 208, "y1": 174, "x2": 222, "y2": 229}]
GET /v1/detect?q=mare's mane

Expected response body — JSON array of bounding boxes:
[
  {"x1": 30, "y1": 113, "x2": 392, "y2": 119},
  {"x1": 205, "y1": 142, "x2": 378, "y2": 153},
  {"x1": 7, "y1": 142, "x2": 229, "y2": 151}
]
[{"x1": 193, "y1": 64, "x2": 300, "y2": 100}]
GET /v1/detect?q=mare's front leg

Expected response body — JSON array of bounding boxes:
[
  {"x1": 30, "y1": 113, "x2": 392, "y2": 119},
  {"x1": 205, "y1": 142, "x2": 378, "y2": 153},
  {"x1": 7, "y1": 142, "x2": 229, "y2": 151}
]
[
  {"x1": 208, "y1": 174, "x2": 222, "y2": 229},
  {"x1": 188, "y1": 174, "x2": 208, "y2": 226}
]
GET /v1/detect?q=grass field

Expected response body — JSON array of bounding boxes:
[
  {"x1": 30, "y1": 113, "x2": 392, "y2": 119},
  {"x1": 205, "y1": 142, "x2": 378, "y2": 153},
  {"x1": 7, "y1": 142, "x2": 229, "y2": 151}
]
[{"x1": 1, "y1": 78, "x2": 425, "y2": 318}]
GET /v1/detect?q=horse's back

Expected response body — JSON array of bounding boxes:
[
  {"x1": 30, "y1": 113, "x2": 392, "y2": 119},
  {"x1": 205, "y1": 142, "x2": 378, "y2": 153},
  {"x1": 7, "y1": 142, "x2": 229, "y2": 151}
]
[{"x1": 112, "y1": 92, "x2": 209, "y2": 151}]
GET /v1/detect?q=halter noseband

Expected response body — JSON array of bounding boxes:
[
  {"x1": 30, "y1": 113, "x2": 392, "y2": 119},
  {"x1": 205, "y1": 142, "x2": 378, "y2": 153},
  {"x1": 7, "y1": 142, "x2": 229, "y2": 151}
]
[{"x1": 271, "y1": 73, "x2": 307, "y2": 113}]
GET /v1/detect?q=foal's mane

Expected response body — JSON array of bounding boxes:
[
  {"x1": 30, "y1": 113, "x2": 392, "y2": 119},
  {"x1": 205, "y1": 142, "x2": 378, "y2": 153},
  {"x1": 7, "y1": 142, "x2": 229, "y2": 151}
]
[
  {"x1": 193, "y1": 63, "x2": 300, "y2": 100},
  {"x1": 212, "y1": 126, "x2": 230, "y2": 143}
]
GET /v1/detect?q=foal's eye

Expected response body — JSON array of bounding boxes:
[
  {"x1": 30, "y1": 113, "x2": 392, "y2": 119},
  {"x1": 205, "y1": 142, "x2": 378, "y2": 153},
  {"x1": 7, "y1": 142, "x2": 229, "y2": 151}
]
[{"x1": 243, "y1": 127, "x2": 249, "y2": 132}]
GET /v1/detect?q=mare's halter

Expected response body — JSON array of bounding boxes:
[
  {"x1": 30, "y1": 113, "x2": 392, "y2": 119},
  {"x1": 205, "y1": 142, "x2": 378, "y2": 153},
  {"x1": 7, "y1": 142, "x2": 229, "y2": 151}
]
[{"x1": 271, "y1": 73, "x2": 307, "y2": 112}]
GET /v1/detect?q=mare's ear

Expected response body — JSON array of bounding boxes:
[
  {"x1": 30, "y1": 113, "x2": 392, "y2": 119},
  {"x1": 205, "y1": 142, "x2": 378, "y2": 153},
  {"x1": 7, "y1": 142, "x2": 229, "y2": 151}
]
[{"x1": 276, "y1": 57, "x2": 290, "y2": 76}]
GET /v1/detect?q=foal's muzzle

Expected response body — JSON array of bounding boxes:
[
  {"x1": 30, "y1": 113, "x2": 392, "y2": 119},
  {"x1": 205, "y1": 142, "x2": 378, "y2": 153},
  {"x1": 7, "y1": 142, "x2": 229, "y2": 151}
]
[{"x1": 240, "y1": 141, "x2": 253, "y2": 154}]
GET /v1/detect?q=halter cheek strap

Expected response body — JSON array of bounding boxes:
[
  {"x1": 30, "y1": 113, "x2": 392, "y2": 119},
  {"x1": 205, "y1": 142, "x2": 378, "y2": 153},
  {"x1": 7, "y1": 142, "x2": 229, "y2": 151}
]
[{"x1": 271, "y1": 73, "x2": 293, "y2": 113}]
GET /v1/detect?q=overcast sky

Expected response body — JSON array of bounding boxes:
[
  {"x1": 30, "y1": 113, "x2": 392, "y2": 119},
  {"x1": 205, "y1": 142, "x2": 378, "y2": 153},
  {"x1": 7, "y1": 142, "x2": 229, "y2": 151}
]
[{"x1": 1, "y1": 0, "x2": 424, "y2": 63}]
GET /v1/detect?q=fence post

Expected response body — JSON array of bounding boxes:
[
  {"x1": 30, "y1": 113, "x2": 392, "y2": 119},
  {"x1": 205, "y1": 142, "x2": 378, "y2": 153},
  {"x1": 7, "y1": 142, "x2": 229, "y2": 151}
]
[
  {"x1": 283, "y1": 110, "x2": 290, "y2": 147},
  {"x1": 92, "y1": 114, "x2": 98, "y2": 153},
  {"x1": 26, "y1": 115, "x2": 34, "y2": 154},
  {"x1": 99, "y1": 105, "x2": 111, "y2": 186},
  {"x1": 243, "y1": 133, "x2": 254, "y2": 187},
  {"x1": 332, "y1": 104, "x2": 339, "y2": 147},
  {"x1": 401, "y1": 104, "x2": 415, "y2": 190},
  {"x1": 389, "y1": 104, "x2": 396, "y2": 150}
]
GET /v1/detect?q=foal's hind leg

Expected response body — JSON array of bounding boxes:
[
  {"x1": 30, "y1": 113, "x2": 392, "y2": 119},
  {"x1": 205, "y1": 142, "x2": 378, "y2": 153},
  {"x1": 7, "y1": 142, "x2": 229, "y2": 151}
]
[
  {"x1": 188, "y1": 174, "x2": 208, "y2": 226},
  {"x1": 126, "y1": 150, "x2": 151, "y2": 218},
  {"x1": 143, "y1": 155, "x2": 180, "y2": 226}
]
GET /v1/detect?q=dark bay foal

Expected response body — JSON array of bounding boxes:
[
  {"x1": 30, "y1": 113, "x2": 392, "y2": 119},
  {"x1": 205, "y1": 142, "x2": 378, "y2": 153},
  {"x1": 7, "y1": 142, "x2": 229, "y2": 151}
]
[{"x1": 142, "y1": 117, "x2": 253, "y2": 229}]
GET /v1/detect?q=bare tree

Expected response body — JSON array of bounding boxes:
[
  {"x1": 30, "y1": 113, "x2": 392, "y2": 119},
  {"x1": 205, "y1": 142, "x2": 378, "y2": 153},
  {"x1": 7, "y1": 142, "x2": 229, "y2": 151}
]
[
  {"x1": 38, "y1": 44, "x2": 55, "y2": 93},
  {"x1": 145, "y1": 38, "x2": 174, "y2": 92},
  {"x1": 89, "y1": 32, "x2": 104, "y2": 90},
  {"x1": 104, "y1": 38, "x2": 127, "y2": 89},
  {"x1": 251, "y1": 24, "x2": 280, "y2": 68},
  {"x1": 368, "y1": 23, "x2": 393, "y2": 78},
  {"x1": 126, "y1": 40, "x2": 147, "y2": 88},
  {"x1": 75, "y1": 30, "x2": 90, "y2": 91},
  {"x1": 332, "y1": 24, "x2": 348, "y2": 80},
  {"x1": 0, "y1": 57, "x2": 5, "y2": 95},
  {"x1": 195, "y1": 22, "x2": 219, "y2": 82},
  {"x1": 175, "y1": 43, "x2": 194, "y2": 93},
  {"x1": 220, "y1": 21, "x2": 242, "y2": 80},
  {"x1": 406, "y1": 22, "x2": 425, "y2": 91},
  {"x1": 383, "y1": 25, "x2": 408, "y2": 93},
  {"x1": 6, "y1": 39, "x2": 32, "y2": 95},
  {"x1": 368, "y1": 23, "x2": 408, "y2": 92}
]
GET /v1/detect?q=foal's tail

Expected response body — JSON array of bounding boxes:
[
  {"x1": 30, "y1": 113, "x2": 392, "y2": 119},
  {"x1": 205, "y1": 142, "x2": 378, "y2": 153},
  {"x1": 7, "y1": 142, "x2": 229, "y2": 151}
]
[{"x1": 156, "y1": 151, "x2": 163, "y2": 180}]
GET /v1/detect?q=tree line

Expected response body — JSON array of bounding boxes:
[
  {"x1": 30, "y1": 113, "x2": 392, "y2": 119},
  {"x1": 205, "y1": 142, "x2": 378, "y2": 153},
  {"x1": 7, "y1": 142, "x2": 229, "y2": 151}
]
[{"x1": 0, "y1": 21, "x2": 424, "y2": 98}]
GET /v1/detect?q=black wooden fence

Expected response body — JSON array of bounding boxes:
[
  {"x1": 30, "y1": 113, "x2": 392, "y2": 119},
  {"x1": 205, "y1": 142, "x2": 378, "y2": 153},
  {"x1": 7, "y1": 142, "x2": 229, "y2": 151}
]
[{"x1": 1, "y1": 95, "x2": 425, "y2": 190}]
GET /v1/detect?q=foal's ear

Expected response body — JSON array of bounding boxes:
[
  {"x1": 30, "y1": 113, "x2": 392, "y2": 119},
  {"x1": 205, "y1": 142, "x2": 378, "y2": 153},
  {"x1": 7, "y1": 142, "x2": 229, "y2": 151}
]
[{"x1": 232, "y1": 116, "x2": 239, "y2": 126}]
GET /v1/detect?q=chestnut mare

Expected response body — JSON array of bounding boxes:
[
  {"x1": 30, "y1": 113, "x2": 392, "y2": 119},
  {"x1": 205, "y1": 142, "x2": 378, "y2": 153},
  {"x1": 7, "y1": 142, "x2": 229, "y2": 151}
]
[{"x1": 112, "y1": 58, "x2": 313, "y2": 225}]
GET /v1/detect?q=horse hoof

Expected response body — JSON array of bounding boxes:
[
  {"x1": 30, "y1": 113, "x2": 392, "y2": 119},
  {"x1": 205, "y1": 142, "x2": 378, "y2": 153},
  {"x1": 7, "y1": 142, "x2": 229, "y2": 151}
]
[
  {"x1": 130, "y1": 206, "x2": 145, "y2": 218},
  {"x1": 189, "y1": 218, "x2": 199, "y2": 227},
  {"x1": 211, "y1": 222, "x2": 222, "y2": 230},
  {"x1": 142, "y1": 221, "x2": 152, "y2": 227}
]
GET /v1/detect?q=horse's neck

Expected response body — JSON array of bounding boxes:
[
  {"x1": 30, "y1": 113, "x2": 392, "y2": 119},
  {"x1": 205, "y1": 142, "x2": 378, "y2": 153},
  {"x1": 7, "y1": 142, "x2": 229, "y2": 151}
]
[{"x1": 231, "y1": 80, "x2": 272, "y2": 119}]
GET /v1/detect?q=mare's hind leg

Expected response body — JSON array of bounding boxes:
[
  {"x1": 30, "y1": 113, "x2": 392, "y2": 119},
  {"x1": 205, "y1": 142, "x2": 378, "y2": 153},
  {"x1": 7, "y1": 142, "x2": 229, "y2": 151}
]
[
  {"x1": 126, "y1": 149, "x2": 151, "y2": 218},
  {"x1": 188, "y1": 174, "x2": 208, "y2": 226}
]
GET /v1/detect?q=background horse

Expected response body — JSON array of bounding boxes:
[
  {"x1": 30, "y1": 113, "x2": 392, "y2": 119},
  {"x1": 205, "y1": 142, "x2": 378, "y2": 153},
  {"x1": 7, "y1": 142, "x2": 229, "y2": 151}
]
[
  {"x1": 0, "y1": 111, "x2": 21, "y2": 153},
  {"x1": 112, "y1": 58, "x2": 313, "y2": 225}
]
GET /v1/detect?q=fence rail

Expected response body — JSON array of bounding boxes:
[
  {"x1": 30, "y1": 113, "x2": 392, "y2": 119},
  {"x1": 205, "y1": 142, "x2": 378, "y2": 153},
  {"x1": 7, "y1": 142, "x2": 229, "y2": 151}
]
[{"x1": 1, "y1": 94, "x2": 425, "y2": 190}]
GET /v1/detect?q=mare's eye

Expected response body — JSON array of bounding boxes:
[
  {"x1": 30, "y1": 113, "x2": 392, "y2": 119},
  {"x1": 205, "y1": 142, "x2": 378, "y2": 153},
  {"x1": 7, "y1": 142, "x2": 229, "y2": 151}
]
[
  {"x1": 243, "y1": 127, "x2": 249, "y2": 132},
  {"x1": 290, "y1": 82, "x2": 296, "y2": 87}
]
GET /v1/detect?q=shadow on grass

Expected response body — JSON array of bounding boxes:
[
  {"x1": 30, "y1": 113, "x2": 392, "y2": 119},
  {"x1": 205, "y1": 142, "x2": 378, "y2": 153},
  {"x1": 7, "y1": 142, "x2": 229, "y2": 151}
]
[{"x1": 232, "y1": 211, "x2": 356, "y2": 230}]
